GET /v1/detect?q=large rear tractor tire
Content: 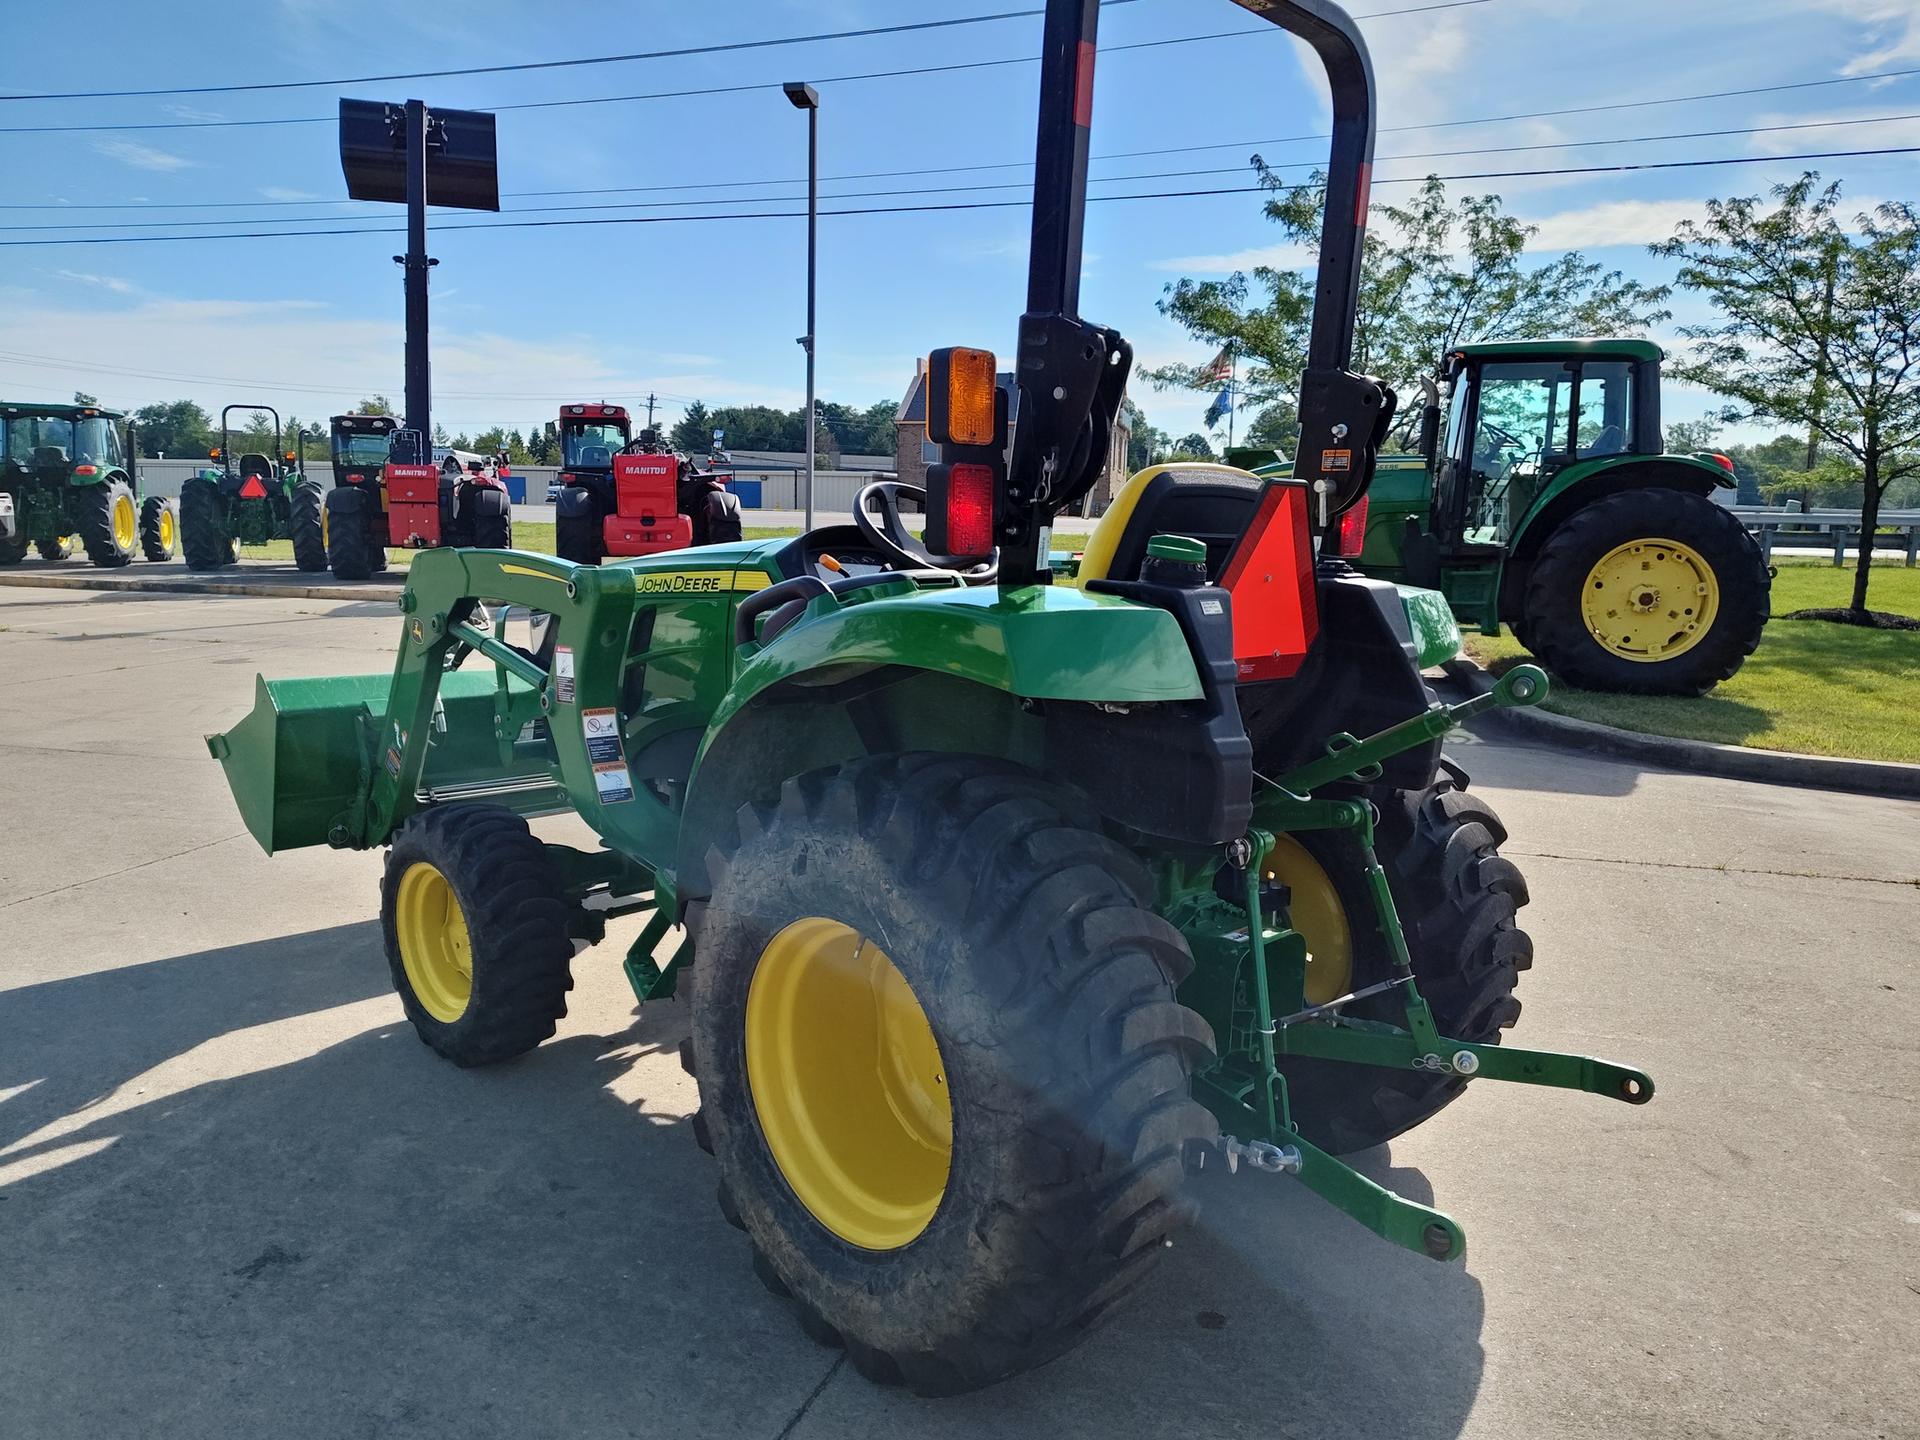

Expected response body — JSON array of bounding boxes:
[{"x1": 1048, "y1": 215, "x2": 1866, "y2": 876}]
[
  {"x1": 1522, "y1": 488, "x2": 1769, "y2": 696},
  {"x1": 180, "y1": 476, "x2": 235, "y2": 570},
  {"x1": 290, "y1": 480, "x2": 329, "y2": 571},
  {"x1": 685, "y1": 754, "x2": 1218, "y2": 1395},
  {"x1": 324, "y1": 486, "x2": 381, "y2": 581},
  {"x1": 1267, "y1": 769, "x2": 1532, "y2": 1156},
  {"x1": 80, "y1": 480, "x2": 138, "y2": 568},
  {"x1": 555, "y1": 487, "x2": 603, "y2": 566},
  {"x1": 379, "y1": 804, "x2": 576, "y2": 1067},
  {"x1": 139, "y1": 495, "x2": 178, "y2": 561},
  {"x1": 467, "y1": 485, "x2": 512, "y2": 549}
]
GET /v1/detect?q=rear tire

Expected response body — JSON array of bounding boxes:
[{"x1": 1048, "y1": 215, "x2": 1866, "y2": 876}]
[
  {"x1": 1272, "y1": 770, "x2": 1532, "y2": 1156},
  {"x1": 139, "y1": 495, "x2": 178, "y2": 561},
  {"x1": 80, "y1": 480, "x2": 138, "y2": 568},
  {"x1": 0, "y1": 525, "x2": 25, "y2": 566},
  {"x1": 35, "y1": 536, "x2": 74, "y2": 562},
  {"x1": 380, "y1": 804, "x2": 576, "y2": 1067},
  {"x1": 687, "y1": 754, "x2": 1217, "y2": 1395},
  {"x1": 180, "y1": 476, "x2": 235, "y2": 570},
  {"x1": 556, "y1": 487, "x2": 603, "y2": 565},
  {"x1": 467, "y1": 485, "x2": 512, "y2": 548},
  {"x1": 324, "y1": 487, "x2": 379, "y2": 581},
  {"x1": 290, "y1": 480, "x2": 328, "y2": 571},
  {"x1": 1523, "y1": 488, "x2": 1769, "y2": 695}
]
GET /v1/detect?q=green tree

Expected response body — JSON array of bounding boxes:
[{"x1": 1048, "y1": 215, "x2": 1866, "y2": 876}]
[
  {"x1": 1653, "y1": 176, "x2": 1920, "y2": 616},
  {"x1": 1170, "y1": 432, "x2": 1216, "y2": 461},
  {"x1": 74, "y1": 390, "x2": 99, "y2": 406},
  {"x1": 356, "y1": 395, "x2": 396, "y2": 416},
  {"x1": 671, "y1": 400, "x2": 714, "y2": 453},
  {"x1": 1150, "y1": 170, "x2": 1669, "y2": 429},
  {"x1": 129, "y1": 399, "x2": 213, "y2": 458}
]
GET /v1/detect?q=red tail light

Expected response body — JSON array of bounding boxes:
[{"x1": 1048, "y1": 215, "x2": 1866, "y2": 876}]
[
  {"x1": 1332, "y1": 495, "x2": 1370, "y2": 558},
  {"x1": 943, "y1": 462, "x2": 994, "y2": 557},
  {"x1": 1708, "y1": 453, "x2": 1735, "y2": 473},
  {"x1": 72, "y1": 464, "x2": 98, "y2": 477}
]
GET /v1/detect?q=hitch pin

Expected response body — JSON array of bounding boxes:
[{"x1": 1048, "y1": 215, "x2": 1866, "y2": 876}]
[{"x1": 1220, "y1": 1136, "x2": 1303, "y2": 1176}]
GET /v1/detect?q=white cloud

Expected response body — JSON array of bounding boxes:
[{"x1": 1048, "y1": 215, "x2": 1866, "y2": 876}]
[
  {"x1": 259, "y1": 186, "x2": 322, "y2": 202},
  {"x1": 1153, "y1": 241, "x2": 1316, "y2": 274},
  {"x1": 1807, "y1": 0, "x2": 1920, "y2": 72},
  {"x1": 1748, "y1": 105, "x2": 1920, "y2": 155},
  {"x1": 162, "y1": 104, "x2": 225, "y2": 123},
  {"x1": 91, "y1": 139, "x2": 196, "y2": 172},
  {"x1": 52, "y1": 270, "x2": 137, "y2": 294},
  {"x1": 1521, "y1": 199, "x2": 1715, "y2": 251}
]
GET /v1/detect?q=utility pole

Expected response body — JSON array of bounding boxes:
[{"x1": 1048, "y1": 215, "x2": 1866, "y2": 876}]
[
  {"x1": 399, "y1": 98, "x2": 436, "y2": 457},
  {"x1": 784, "y1": 81, "x2": 820, "y2": 529},
  {"x1": 645, "y1": 392, "x2": 658, "y2": 430}
]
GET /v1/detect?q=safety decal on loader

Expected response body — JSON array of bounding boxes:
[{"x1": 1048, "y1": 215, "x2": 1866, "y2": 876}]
[
  {"x1": 554, "y1": 646, "x2": 576, "y2": 704},
  {"x1": 582, "y1": 708, "x2": 633, "y2": 804}
]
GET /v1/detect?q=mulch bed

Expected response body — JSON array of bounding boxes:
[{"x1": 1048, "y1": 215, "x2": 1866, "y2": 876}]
[{"x1": 1779, "y1": 607, "x2": 1920, "y2": 631}]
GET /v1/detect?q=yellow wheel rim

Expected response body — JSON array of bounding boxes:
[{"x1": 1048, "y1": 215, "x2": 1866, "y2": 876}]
[
  {"x1": 159, "y1": 507, "x2": 176, "y2": 551},
  {"x1": 394, "y1": 862, "x2": 474, "y2": 1023},
  {"x1": 321, "y1": 503, "x2": 329, "y2": 551},
  {"x1": 1580, "y1": 537, "x2": 1719, "y2": 663},
  {"x1": 1267, "y1": 836, "x2": 1353, "y2": 1005},
  {"x1": 746, "y1": 918, "x2": 951, "y2": 1250},
  {"x1": 111, "y1": 494, "x2": 136, "y2": 550}
]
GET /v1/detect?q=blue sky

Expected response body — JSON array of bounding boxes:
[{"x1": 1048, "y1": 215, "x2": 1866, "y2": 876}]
[{"x1": 2, "y1": 0, "x2": 1917, "y2": 450}]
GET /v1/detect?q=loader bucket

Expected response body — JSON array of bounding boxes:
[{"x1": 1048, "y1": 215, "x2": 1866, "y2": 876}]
[{"x1": 207, "y1": 672, "x2": 390, "y2": 855}]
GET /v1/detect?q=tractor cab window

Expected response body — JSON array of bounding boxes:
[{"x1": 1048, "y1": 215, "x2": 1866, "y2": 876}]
[
  {"x1": 333, "y1": 431, "x2": 391, "y2": 467},
  {"x1": 1464, "y1": 363, "x2": 1575, "y2": 535},
  {"x1": 562, "y1": 423, "x2": 628, "y2": 467},
  {"x1": 72, "y1": 417, "x2": 121, "y2": 466},
  {"x1": 8, "y1": 415, "x2": 74, "y2": 469},
  {"x1": 1574, "y1": 361, "x2": 1635, "y2": 457}
]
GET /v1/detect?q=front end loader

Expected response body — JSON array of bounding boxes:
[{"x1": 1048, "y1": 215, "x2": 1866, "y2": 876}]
[
  {"x1": 179, "y1": 404, "x2": 327, "y2": 572},
  {"x1": 208, "y1": 0, "x2": 1652, "y2": 1396}
]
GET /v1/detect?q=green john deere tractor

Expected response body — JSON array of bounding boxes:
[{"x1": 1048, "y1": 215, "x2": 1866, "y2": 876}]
[
  {"x1": 178, "y1": 403, "x2": 328, "y2": 572},
  {"x1": 0, "y1": 401, "x2": 178, "y2": 568},
  {"x1": 1346, "y1": 339, "x2": 1772, "y2": 694},
  {"x1": 208, "y1": 0, "x2": 1653, "y2": 1395}
]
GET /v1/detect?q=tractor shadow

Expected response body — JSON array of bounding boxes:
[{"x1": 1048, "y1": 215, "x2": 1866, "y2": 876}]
[{"x1": 0, "y1": 929, "x2": 1485, "y2": 1440}]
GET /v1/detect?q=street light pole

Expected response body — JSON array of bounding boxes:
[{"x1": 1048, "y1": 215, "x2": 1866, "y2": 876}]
[{"x1": 784, "y1": 81, "x2": 820, "y2": 529}]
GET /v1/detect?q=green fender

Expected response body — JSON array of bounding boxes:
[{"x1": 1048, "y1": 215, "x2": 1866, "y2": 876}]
[
  {"x1": 67, "y1": 465, "x2": 134, "y2": 488},
  {"x1": 676, "y1": 581, "x2": 1204, "y2": 894},
  {"x1": 1508, "y1": 451, "x2": 1733, "y2": 553}
]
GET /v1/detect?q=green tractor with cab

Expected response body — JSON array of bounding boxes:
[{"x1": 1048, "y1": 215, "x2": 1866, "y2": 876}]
[
  {"x1": 0, "y1": 400, "x2": 178, "y2": 568},
  {"x1": 1348, "y1": 338, "x2": 1771, "y2": 695},
  {"x1": 179, "y1": 403, "x2": 328, "y2": 573},
  {"x1": 208, "y1": 0, "x2": 1653, "y2": 1395}
]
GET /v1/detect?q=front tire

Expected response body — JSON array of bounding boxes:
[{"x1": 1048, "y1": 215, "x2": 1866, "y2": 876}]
[
  {"x1": 380, "y1": 804, "x2": 576, "y2": 1066},
  {"x1": 687, "y1": 755, "x2": 1217, "y2": 1395},
  {"x1": 555, "y1": 486, "x2": 603, "y2": 565},
  {"x1": 324, "y1": 486, "x2": 380, "y2": 581},
  {"x1": 290, "y1": 480, "x2": 328, "y2": 571},
  {"x1": 35, "y1": 535, "x2": 74, "y2": 562},
  {"x1": 1523, "y1": 488, "x2": 1769, "y2": 695},
  {"x1": 180, "y1": 476, "x2": 235, "y2": 570},
  {"x1": 139, "y1": 495, "x2": 178, "y2": 561},
  {"x1": 1270, "y1": 770, "x2": 1533, "y2": 1156},
  {"x1": 80, "y1": 480, "x2": 138, "y2": 568}
]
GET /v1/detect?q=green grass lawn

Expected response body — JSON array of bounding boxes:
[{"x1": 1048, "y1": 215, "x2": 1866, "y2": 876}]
[{"x1": 1467, "y1": 560, "x2": 1920, "y2": 763}]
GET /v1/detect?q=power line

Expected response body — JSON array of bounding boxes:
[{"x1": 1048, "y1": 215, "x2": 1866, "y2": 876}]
[
  {"x1": 0, "y1": 1, "x2": 1492, "y2": 136},
  {"x1": 10, "y1": 112, "x2": 1920, "y2": 235},
  {"x1": 0, "y1": 4, "x2": 1138, "y2": 102},
  {"x1": 2, "y1": 145, "x2": 1911, "y2": 248}
]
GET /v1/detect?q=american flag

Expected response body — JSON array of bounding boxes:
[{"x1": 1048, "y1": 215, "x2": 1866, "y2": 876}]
[{"x1": 1201, "y1": 346, "x2": 1234, "y2": 384}]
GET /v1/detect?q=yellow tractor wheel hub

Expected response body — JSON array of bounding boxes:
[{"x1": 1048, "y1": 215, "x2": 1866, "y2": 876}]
[
  {"x1": 746, "y1": 918, "x2": 951, "y2": 1250},
  {"x1": 394, "y1": 862, "x2": 474, "y2": 1022},
  {"x1": 1267, "y1": 836, "x2": 1354, "y2": 1005},
  {"x1": 1580, "y1": 538, "x2": 1719, "y2": 663},
  {"x1": 159, "y1": 506, "x2": 176, "y2": 551},
  {"x1": 111, "y1": 495, "x2": 136, "y2": 551}
]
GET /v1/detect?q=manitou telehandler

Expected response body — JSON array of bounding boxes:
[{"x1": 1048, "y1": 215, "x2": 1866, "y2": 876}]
[
  {"x1": 210, "y1": 0, "x2": 1652, "y2": 1396},
  {"x1": 321, "y1": 416, "x2": 512, "y2": 581}
]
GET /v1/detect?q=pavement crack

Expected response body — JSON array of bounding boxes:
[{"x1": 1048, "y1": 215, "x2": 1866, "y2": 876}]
[
  {"x1": 1509, "y1": 849, "x2": 1920, "y2": 889},
  {"x1": 1, "y1": 832, "x2": 248, "y2": 910},
  {"x1": 773, "y1": 1353, "x2": 846, "y2": 1440}
]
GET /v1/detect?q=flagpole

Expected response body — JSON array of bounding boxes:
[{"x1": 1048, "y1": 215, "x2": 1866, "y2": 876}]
[{"x1": 1226, "y1": 347, "x2": 1236, "y2": 450}]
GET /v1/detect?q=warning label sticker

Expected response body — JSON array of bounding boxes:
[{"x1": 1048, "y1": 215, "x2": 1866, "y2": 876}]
[
  {"x1": 1322, "y1": 448, "x2": 1353, "y2": 473},
  {"x1": 554, "y1": 646, "x2": 576, "y2": 704},
  {"x1": 592, "y1": 762, "x2": 634, "y2": 804},
  {"x1": 581, "y1": 707, "x2": 623, "y2": 766}
]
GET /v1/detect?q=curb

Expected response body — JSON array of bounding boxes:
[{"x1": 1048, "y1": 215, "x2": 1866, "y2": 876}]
[
  {"x1": 0, "y1": 569, "x2": 404, "y2": 605},
  {"x1": 1442, "y1": 658, "x2": 1920, "y2": 802}
]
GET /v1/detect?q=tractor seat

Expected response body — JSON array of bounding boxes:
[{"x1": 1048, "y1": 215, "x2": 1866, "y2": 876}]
[
  {"x1": 1076, "y1": 463, "x2": 1265, "y2": 584},
  {"x1": 577, "y1": 446, "x2": 612, "y2": 471},
  {"x1": 238, "y1": 454, "x2": 273, "y2": 480},
  {"x1": 32, "y1": 446, "x2": 69, "y2": 468}
]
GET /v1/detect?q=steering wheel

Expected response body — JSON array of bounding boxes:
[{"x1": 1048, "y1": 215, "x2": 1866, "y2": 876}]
[
  {"x1": 1480, "y1": 421, "x2": 1527, "y2": 453},
  {"x1": 852, "y1": 480, "x2": 997, "y2": 582}
]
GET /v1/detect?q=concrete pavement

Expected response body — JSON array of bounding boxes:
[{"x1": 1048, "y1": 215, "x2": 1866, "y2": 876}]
[{"x1": 0, "y1": 583, "x2": 1915, "y2": 1439}]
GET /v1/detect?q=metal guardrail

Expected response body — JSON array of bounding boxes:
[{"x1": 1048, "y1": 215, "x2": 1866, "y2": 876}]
[{"x1": 1730, "y1": 507, "x2": 1920, "y2": 566}]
